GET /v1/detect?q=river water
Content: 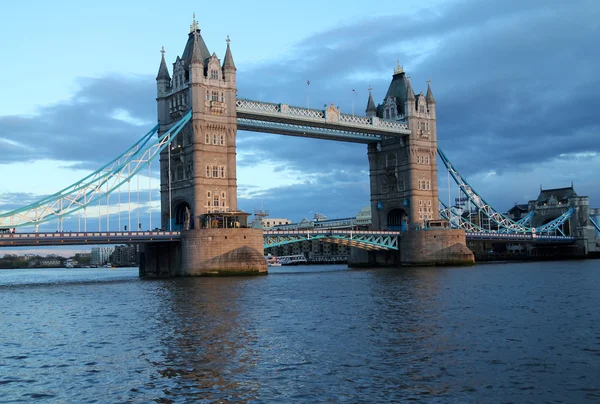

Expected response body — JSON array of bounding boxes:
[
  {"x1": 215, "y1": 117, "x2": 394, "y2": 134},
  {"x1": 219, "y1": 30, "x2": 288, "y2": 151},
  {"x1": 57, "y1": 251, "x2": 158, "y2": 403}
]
[{"x1": 1, "y1": 261, "x2": 599, "y2": 403}]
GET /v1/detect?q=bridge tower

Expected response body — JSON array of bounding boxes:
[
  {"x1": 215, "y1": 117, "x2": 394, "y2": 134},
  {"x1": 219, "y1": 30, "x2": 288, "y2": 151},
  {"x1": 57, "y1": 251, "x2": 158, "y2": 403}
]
[
  {"x1": 157, "y1": 16, "x2": 238, "y2": 230},
  {"x1": 367, "y1": 63, "x2": 439, "y2": 231},
  {"x1": 351, "y1": 63, "x2": 473, "y2": 267},
  {"x1": 143, "y1": 15, "x2": 266, "y2": 277}
]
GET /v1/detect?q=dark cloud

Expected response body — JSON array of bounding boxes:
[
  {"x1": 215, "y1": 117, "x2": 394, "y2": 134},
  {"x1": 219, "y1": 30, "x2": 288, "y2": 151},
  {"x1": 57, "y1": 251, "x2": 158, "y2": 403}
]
[
  {"x1": 0, "y1": 76, "x2": 155, "y2": 168},
  {"x1": 2, "y1": 0, "x2": 599, "y2": 223}
]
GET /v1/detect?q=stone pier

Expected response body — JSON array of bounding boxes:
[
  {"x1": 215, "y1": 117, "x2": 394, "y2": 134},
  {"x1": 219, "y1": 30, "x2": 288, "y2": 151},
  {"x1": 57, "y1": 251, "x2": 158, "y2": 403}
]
[
  {"x1": 139, "y1": 228, "x2": 267, "y2": 277},
  {"x1": 348, "y1": 228, "x2": 474, "y2": 268}
]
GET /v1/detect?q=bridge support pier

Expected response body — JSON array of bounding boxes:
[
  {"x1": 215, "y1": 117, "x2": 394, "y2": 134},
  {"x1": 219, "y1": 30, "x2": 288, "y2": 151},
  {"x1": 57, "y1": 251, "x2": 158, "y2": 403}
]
[
  {"x1": 348, "y1": 229, "x2": 474, "y2": 268},
  {"x1": 179, "y1": 228, "x2": 267, "y2": 276},
  {"x1": 399, "y1": 229, "x2": 474, "y2": 266},
  {"x1": 139, "y1": 228, "x2": 267, "y2": 277},
  {"x1": 139, "y1": 242, "x2": 182, "y2": 277}
]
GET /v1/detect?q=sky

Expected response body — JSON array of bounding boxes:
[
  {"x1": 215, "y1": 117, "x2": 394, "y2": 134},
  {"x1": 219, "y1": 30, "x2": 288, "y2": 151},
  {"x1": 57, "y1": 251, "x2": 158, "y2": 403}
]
[{"x1": 1, "y1": 0, "x2": 599, "y2": 255}]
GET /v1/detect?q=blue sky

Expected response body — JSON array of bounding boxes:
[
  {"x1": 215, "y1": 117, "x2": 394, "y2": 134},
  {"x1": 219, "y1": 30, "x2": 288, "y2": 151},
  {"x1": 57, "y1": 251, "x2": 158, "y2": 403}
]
[{"x1": 1, "y1": 0, "x2": 599, "y2": 255}]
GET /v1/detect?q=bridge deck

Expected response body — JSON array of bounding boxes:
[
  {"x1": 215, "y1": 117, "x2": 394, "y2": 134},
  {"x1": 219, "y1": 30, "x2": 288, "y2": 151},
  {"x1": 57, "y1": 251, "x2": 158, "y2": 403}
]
[
  {"x1": 0, "y1": 231, "x2": 181, "y2": 247},
  {"x1": 0, "y1": 230, "x2": 575, "y2": 248}
]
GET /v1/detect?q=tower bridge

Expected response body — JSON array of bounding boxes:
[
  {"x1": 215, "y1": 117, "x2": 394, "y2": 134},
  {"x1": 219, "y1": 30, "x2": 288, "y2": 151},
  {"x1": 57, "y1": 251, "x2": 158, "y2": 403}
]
[{"x1": 1, "y1": 16, "x2": 597, "y2": 274}]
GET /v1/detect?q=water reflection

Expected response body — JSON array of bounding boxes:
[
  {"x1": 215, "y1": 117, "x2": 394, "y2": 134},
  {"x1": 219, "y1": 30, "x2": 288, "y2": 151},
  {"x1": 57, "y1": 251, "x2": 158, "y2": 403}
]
[{"x1": 149, "y1": 278, "x2": 262, "y2": 402}]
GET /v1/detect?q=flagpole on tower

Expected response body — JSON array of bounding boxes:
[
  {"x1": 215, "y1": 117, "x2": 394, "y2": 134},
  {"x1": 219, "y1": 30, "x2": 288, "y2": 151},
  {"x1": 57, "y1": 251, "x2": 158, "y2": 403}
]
[
  {"x1": 306, "y1": 80, "x2": 310, "y2": 109},
  {"x1": 352, "y1": 89, "x2": 356, "y2": 116}
]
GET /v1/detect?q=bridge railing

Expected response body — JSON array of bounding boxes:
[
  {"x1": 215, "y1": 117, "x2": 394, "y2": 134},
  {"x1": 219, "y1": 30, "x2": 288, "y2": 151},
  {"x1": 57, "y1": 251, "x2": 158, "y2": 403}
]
[
  {"x1": 0, "y1": 231, "x2": 181, "y2": 240},
  {"x1": 236, "y1": 99, "x2": 410, "y2": 133}
]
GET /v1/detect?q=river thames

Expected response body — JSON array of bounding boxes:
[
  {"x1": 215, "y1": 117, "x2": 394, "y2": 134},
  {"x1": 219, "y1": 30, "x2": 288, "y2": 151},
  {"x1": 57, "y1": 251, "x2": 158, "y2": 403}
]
[{"x1": 1, "y1": 261, "x2": 599, "y2": 402}]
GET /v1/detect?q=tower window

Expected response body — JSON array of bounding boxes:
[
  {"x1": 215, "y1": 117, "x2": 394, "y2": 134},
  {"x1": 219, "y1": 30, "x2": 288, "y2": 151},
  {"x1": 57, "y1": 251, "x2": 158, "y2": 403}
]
[
  {"x1": 220, "y1": 135, "x2": 224, "y2": 145},
  {"x1": 211, "y1": 69, "x2": 219, "y2": 80},
  {"x1": 206, "y1": 165, "x2": 210, "y2": 177},
  {"x1": 213, "y1": 134, "x2": 217, "y2": 144},
  {"x1": 220, "y1": 167, "x2": 225, "y2": 177},
  {"x1": 205, "y1": 134, "x2": 210, "y2": 144},
  {"x1": 220, "y1": 92, "x2": 224, "y2": 102},
  {"x1": 212, "y1": 166, "x2": 219, "y2": 177},
  {"x1": 212, "y1": 91, "x2": 219, "y2": 101}
]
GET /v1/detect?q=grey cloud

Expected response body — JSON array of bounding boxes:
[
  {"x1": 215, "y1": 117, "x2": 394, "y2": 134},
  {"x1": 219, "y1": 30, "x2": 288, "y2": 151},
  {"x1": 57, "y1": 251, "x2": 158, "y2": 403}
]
[{"x1": 2, "y1": 0, "x2": 599, "y2": 219}]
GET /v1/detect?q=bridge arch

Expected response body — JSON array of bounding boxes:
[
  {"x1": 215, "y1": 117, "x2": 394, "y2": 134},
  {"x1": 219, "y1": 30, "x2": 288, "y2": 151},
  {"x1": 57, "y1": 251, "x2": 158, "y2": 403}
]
[
  {"x1": 387, "y1": 208, "x2": 407, "y2": 231},
  {"x1": 172, "y1": 199, "x2": 192, "y2": 230}
]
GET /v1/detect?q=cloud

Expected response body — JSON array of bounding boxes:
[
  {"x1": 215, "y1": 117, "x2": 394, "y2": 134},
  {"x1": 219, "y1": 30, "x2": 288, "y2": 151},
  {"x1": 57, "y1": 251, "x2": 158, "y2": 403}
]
[
  {"x1": 2, "y1": 0, "x2": 599, "y2": 225},
  {"x1": 0, "y1": 76, "x2": 155, "y2": 168}
]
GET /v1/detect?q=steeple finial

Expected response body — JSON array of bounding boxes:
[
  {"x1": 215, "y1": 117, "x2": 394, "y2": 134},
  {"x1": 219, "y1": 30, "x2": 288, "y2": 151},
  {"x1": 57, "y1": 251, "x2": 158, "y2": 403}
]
[
  {"x1": 160, "y1": 46, "x2": 165, "y2": 57},
  {"x1": 190, "y1": 12, "x2": 199, "y2": 33},
  {"x1": 394, "y1": 59, "x2": 404, "y2": 75},
  {"x1": 226, "y1": 34, "x2": 231, "y2": 45}
]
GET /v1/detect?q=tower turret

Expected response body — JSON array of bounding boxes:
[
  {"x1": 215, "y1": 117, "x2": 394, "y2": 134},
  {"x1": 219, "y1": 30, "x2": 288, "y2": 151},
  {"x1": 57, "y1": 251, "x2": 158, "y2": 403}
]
[
  {"x1": 190, "y1": 31, "x2": 205, "y2": 84},
  {"x1": 156, "y1": 47, "x2": 171, "y2": 125},
  {"x1": 405, "y1": 75, "x2": 415, "y2": 117},
  {"x1": 425, "y1": 78, "x2": 436, "y2": 118},
  {"x1": 222, "y1": 35, "x2": 236, "y2": 85},
  {"x1": 365, "y1": 86, "x2": 376, "y2": 117}
]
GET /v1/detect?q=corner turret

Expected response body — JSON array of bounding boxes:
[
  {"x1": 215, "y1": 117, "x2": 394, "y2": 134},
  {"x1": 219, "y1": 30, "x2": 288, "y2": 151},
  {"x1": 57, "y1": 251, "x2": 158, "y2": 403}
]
[
  {"x1": 222, "y1": 35, "x2": 236, "y2": 85},
  {"x1": 156, "y1": 47, "x2": 171, "y2": 125},
  {"x1": 365, "y1": 86, "x2": 376, "y2": 117}
]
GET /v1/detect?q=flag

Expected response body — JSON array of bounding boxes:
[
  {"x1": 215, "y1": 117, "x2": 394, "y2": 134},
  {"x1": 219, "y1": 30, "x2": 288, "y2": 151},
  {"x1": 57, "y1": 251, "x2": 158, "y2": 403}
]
[
  {"x1": 307, "y1": 80, "x2": 310, "y2": 85},
  {"x1": 352, "y1": 89, "x2": 356, "y2": 92}
]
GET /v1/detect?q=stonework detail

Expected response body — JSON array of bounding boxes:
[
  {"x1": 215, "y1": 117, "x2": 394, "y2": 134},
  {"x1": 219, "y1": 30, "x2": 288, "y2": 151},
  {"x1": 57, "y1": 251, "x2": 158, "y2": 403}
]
[
  {"x1": 156, "y1": 22, "x2": 238, "y2": 230},
  {"x1": 368, "y1": 69, "x2": 438, "y2": 230}
]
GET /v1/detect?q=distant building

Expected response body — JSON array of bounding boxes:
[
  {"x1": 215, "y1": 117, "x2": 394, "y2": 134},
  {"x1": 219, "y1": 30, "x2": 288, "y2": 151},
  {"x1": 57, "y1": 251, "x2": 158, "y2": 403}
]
[
  {"x1": 110, "y1": 245, "x2": 139, "y2": 267},
  {"x1": 507, "y1": 204, "x2": 529, "y2": 221},
  {"x1": 91, "y1": 247, "x2": 114, "y2": 266},
  {"x1": 261, "y1": 218, "x2": 291, "y2": 229}
]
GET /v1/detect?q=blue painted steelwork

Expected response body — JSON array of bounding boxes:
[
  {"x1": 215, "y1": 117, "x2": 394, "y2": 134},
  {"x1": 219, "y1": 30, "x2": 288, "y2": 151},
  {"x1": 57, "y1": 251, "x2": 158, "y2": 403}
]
[
  {"x1": 0, "y1": 231, "x2": 181, "y2": 247},
  {"x1": 465, "y1": 232, "x2": 575, "y2": 243},
  {"x1": 263, "y1": 229, "x2": 399, "y2": 250},
  {"x1": 236, "y1": 99, "x2": 410, "y2": 137},
  {"x1": 590, "y1": 216, "x2": 600, "y2": 233},
  {"x1": 516, "y1": 211, "x2": 535, "y2": 226},
  {"x1": 237, "y1": 118, "x2": 385, "y2": 144},
  {"x1": 0, "y1": 111, "x2": 192, "y2": 229},
  {"x1": 438, "y1": 148, "x2": 574, "y2": 235}
]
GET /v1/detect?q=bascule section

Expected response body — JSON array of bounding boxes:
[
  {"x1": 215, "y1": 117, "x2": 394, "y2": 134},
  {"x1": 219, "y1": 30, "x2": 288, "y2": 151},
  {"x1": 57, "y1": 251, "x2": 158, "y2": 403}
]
[{"x1": 143, "y1": 16, "x2": 266, "y2": 277}]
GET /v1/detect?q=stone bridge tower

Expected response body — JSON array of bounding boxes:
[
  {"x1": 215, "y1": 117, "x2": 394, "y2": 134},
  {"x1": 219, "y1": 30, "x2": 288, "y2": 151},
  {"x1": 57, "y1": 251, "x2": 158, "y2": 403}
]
[
  {"x1": 156, "y1": 15, "x2": 238, "y2": 231},
  {"x1": 366, "y1": 63, "x2": 439, "y2": 231},
  {"x1": 144, "y1": 15, "x2": 266, "y2": 277}
]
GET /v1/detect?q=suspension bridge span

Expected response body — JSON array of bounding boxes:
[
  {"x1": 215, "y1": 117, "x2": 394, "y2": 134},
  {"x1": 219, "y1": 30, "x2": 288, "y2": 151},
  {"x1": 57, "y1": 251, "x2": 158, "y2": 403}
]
[{"x1": 1, "y1": 16, "x2": 597, "y2": 275}]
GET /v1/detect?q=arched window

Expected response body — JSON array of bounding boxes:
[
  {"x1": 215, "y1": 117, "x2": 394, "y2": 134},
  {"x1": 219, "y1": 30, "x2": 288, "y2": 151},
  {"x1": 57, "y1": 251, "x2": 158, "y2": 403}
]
[
  {"x1": 213, "y1": 194, "x2": 219, "y2": 206},
  {"x1": 220, "y1": 135, "x2": 224, "y2": 145},
  {"x1": 205, "y1": 134, "x2": 210, "y2": 144},
  {"x1": 220, "y1": 167, "x2": 225, "y2": 177},
  {"x1": 220, "y1": 92, "x2": 224, "y2": 102},
  {"x1": 206, "y1": 165, "x2": 210, "y2": 177},
  {"x1": 212, "y1": 166, "x2": 218, "y2": 177},
  {"x1": 213, "y1": 134, "x2": 217, "y2": 144}
]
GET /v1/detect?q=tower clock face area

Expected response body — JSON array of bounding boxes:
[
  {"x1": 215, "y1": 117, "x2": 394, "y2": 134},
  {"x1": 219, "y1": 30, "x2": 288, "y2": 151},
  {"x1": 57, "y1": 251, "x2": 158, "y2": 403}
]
[{"x1": 156, "y1": 16, "x2": 239, "y2": 231}]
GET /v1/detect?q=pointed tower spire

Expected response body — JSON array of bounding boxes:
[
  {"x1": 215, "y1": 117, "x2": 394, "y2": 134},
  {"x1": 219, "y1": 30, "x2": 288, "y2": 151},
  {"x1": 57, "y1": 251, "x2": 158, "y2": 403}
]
[
  {"x1": 191, "y1": 32, "x2": 203, "y2": 64},
  {"x1": 156, "y1": 46, "x2": 171, "y2": 80},
  {"x1": 426, "y1": 77, "x2": 436, "y2": 104},
  {"x1": 223, "y1": 35, "x2": 236, "y2": 70},
  {"x1": 365, "y1": 86, "x2": 376, "y2": 117},
  {"x1": 406, "y1": 75, "x2": 415, "y2": 100}
]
